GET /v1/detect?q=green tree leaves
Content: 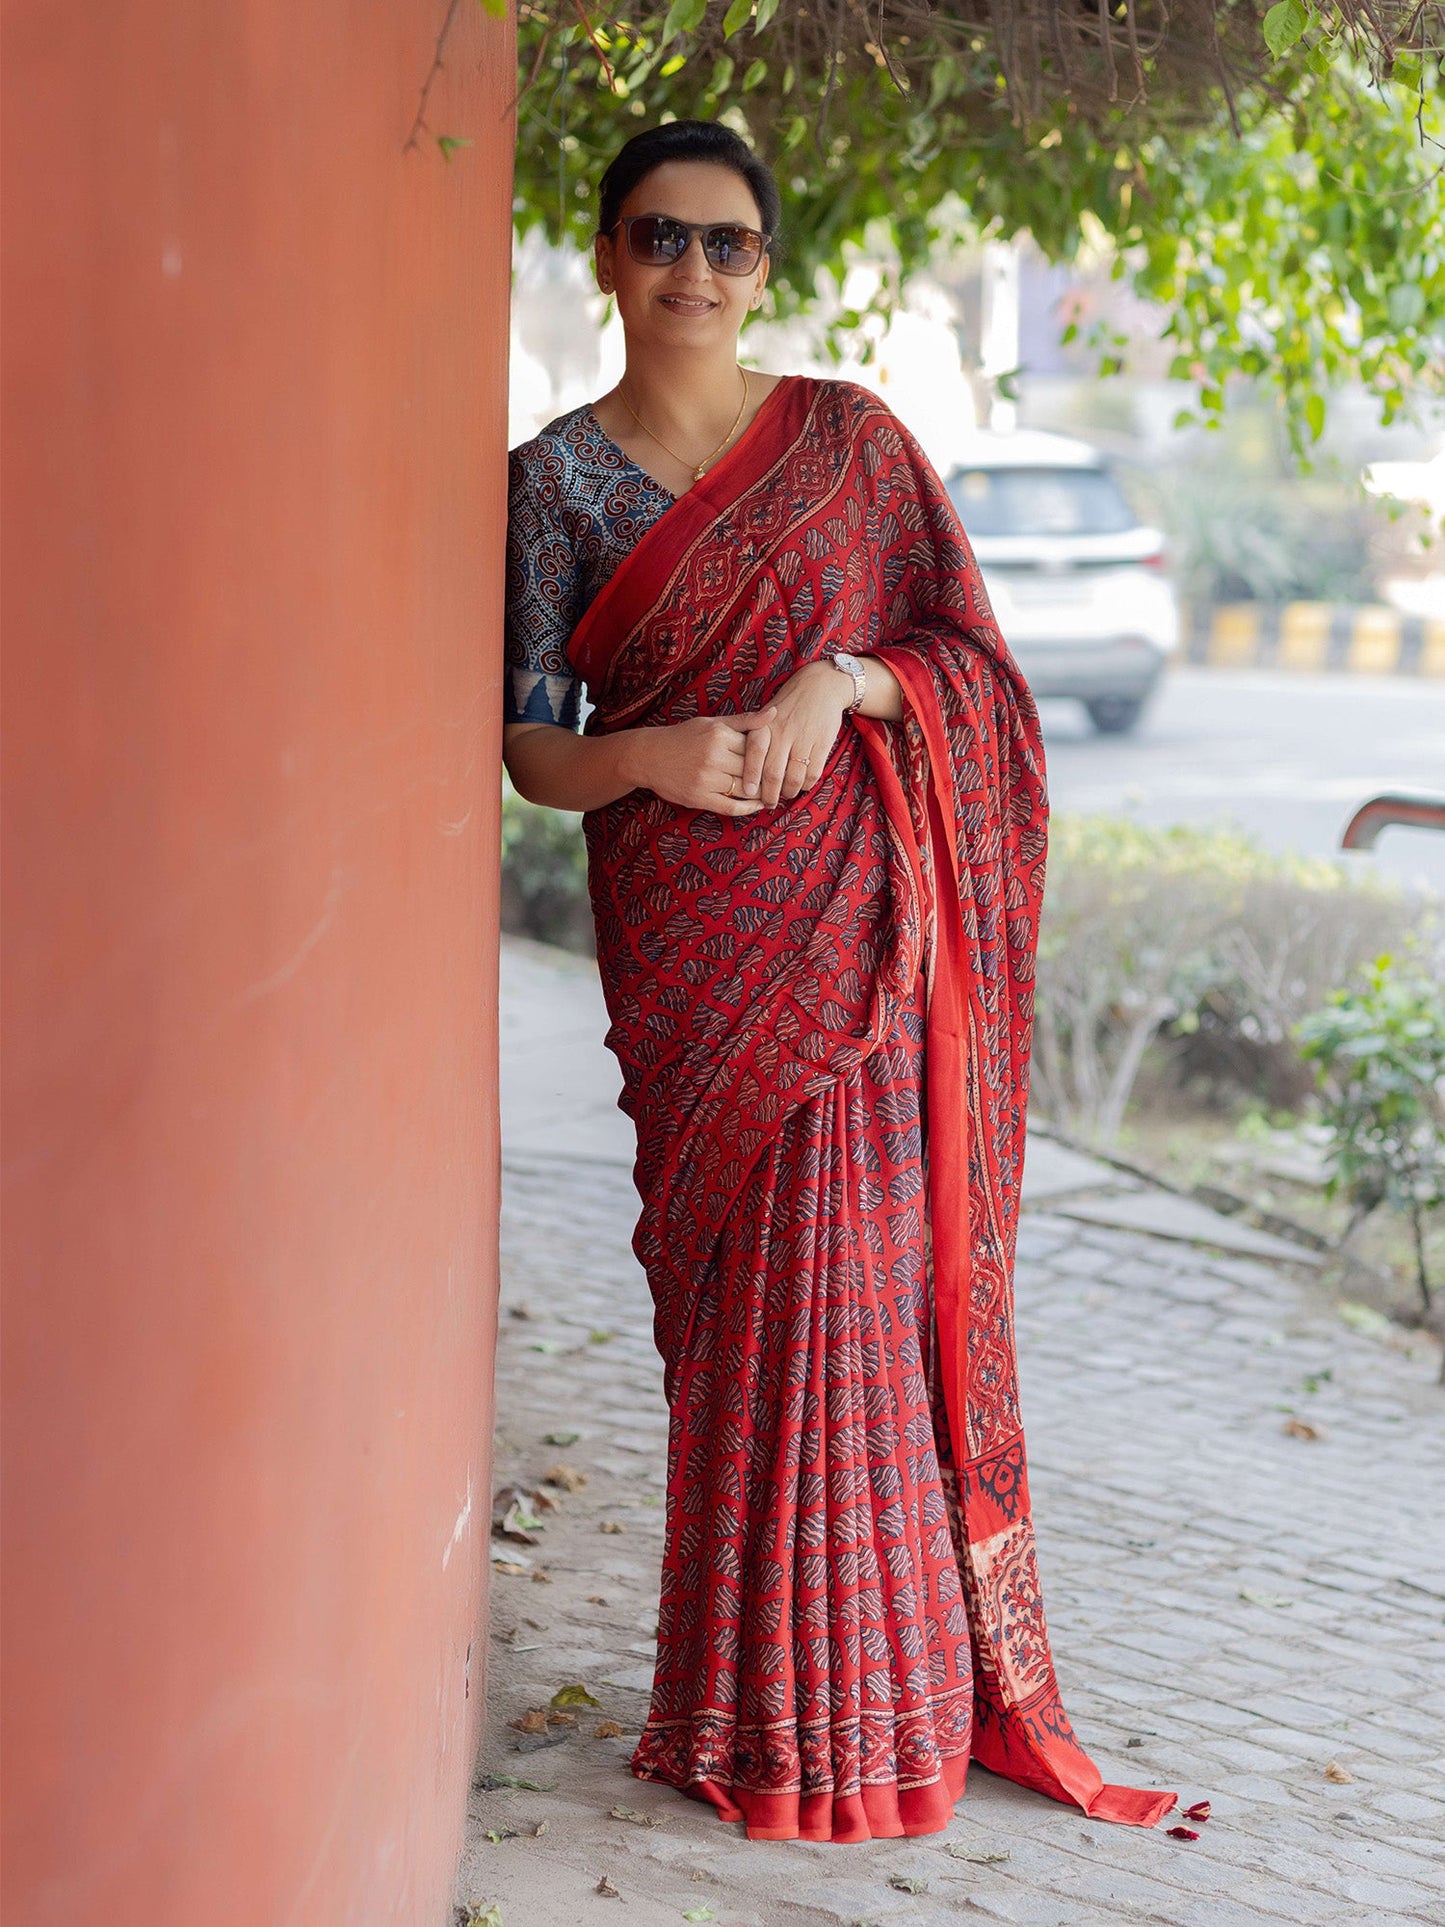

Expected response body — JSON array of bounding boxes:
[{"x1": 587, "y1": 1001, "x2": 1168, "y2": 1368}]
[
  {"x1": 1298, "y1": 953, "x2": 1445, "y2": 1317},
  {"x1": 663, "y1": 0, "x2": 709, "y2": 37},
  {"x1": 511, "y1": 4, "x2": 1444, "y2": 446},
  {"x1": 1263, "y1": 0, "x2": 1313, "y2": 58}
]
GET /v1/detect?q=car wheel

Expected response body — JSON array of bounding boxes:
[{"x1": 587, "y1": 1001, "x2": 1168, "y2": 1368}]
[{"x1": 1086, "y1": 696, "x2": 1145, "y2": 735}]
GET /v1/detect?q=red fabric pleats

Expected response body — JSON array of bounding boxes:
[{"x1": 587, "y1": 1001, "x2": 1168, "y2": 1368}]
[
  {"x1": 629, "y1": 993, "x2": 979, "y2": 1830},
  {"x1": 685, "y1": 1750, "x2": 972, "y2": 1843}
]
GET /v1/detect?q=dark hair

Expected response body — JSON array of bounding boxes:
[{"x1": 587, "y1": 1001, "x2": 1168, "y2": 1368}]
[{"x1": 597, "y1": 120, "x2": 782, "y2": 243}]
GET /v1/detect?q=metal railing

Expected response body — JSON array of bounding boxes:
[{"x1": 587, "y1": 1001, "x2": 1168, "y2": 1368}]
[{"x1": 1340, "y1": 792, "x2": 1445, "y2": 850}]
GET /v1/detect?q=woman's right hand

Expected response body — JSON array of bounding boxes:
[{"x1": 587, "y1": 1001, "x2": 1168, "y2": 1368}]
[{"x1": 632, "y1": 707, "x2": 777, "y2": 817}]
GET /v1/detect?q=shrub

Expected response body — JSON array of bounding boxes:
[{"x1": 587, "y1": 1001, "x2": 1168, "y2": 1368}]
[
  {"x1": 500, "y1": 777, "x2": 593, "y2": 955},
  {"x1": 1297, "y1": 953, "x2": 1445, "y2": 1318},
  {"x1": 1032, "y1": 816, "x2": 1429, "y2": 1146},
  {"x1": 1138, "y1": 462, "x2": 1383, "y2": 609}
]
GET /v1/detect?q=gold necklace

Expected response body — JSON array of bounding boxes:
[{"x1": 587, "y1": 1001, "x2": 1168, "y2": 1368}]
[{"x1": 618, "y1": 369, "x2": 749, "y2": 482}]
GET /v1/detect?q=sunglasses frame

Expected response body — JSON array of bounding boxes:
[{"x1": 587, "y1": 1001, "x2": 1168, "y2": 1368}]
[{"x1": 609, "y1": 214, "x2": 772, "y2": 277}]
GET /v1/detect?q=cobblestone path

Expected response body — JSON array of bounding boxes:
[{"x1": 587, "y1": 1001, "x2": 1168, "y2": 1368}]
[{"x1": 455, "y1": 943, "x2": 1444, "y2": 1927}]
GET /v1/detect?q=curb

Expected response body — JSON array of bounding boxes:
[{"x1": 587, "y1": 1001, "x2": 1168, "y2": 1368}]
[
  {"x1": 1029, "y1": 1124, "x2": 1332, "y2": 1262},
  {"x1": 1186, "y1": 601, "x2": 1445, "y2": 676}
]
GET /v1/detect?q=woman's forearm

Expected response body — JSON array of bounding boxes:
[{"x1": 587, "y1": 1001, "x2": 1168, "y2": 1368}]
[
  {"x1": 503, "y1": 721, "x2": 651, "y2": 813},
  {"x1": 507, "y1": 655, "x2": 902, "y2": 814},
  {"x1": 856, "y1": 655, "x2": 905, "y2": 722}
]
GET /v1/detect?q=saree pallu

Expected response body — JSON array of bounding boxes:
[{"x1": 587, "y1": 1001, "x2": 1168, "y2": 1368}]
[{"x1": 572, "y1": 375, "x2": 1175, "y2": 1843}]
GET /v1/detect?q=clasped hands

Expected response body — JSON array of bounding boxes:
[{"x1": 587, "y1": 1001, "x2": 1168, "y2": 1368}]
[{"x1": 639, "y1": 658, "x2": 856, "y2": 818}]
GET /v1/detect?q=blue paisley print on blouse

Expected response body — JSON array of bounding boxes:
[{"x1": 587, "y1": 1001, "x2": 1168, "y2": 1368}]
[{"x1": 504, "y1": 405, "x2": 675, "y2": 729}]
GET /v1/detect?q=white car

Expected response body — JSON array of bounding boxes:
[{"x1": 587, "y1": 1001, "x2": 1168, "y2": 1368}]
[{"x1": 944, "y1": 430, "x2": 1180, "y2": 734}]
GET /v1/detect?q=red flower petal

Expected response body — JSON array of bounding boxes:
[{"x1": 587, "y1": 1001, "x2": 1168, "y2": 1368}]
[
  {"x1": 1183, "y1": 1801, "x2": 1212, "y2": 1822},
  {"x1": 1167, "y1": 1826, "x2": 1201, "y2": 1842}
]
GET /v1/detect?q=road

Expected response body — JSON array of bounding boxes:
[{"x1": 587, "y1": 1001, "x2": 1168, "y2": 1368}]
[{"x1": 1037, "y1": 667, "x2": 1445, "y2": 895}]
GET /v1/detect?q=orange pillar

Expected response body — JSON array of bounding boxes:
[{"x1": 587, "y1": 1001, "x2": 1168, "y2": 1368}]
[{"x1": 1, "y1": 5, "x2": 511, "y2": 1922}]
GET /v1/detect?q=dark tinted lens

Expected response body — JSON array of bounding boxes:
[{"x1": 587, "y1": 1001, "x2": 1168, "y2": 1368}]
[
  {"x1": 704, "y1": 225, "x2": 763, "y2": 273},
  {"x1": 627, "y1": 216, "x2": 688, "y2": 263}
]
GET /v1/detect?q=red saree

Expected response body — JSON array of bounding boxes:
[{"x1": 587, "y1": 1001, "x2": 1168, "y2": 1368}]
[{"x1": 571, "y1": 374, "x2": 1175, "y2": 1842}]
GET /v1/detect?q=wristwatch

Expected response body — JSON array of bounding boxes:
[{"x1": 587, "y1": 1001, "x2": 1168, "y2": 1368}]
[{"x1": 827, "y1": 650, "x2": 867, "y2": 713}]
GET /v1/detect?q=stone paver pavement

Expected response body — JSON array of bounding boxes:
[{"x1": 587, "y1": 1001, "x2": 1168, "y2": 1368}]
[{"x1": 455, "y1": 938, "x2": 1445, "y2": 1927}]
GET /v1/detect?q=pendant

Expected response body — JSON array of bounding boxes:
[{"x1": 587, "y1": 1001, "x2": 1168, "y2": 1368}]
[{"x1": 693, "y1": 464, "x2": 706, "y2": 480}]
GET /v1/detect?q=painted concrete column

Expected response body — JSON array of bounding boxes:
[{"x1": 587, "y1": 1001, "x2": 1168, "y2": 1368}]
[{"x1": 1, "y1": 5, "x2": 512, "y2": 1921}]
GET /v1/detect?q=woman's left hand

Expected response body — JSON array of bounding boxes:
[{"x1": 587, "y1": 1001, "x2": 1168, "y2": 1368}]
[{"x1": 739, "y1": 659, "x2": 853, "y2": 806}]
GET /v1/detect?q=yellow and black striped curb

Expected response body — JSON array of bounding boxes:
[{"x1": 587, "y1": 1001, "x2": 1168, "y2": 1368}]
[{"x1": 1185, "y1": 602, "x2": 1445, "y2": 676}]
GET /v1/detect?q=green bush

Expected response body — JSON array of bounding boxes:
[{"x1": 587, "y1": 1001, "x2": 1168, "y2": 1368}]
[
  {"x1": 1146, "y1": 467, "x2": 1381, "y2": 609},
  {"x1": 500, "y1": 777, "x2": 593, "y2": 955},
  {"x1": 1297, "y1": 953, "x2": 1445, "y2": 1317},
  {"x1": 1033, "y1": 816, "x2": 1431, "y2": 1145}
]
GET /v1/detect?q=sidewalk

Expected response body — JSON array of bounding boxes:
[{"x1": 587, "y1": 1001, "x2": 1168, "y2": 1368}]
[{"x1": 457, "y1": 936, "x2": 1445, "y2": 1927}]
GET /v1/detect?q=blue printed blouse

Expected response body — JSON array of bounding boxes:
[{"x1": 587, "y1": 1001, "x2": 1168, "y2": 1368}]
[{"x1": 504, "y1": 406, "x2": 675, "y2": 730}]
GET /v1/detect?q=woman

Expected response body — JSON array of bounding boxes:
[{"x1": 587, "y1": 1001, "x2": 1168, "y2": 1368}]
[{"x1": 502, "y1": 120, "x2": 1175, "y2": 1845}]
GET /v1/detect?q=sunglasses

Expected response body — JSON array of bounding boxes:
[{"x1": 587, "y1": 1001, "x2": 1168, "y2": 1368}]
[{"x1": 610, "y1": 214, "x2": 771, "y2": 277}]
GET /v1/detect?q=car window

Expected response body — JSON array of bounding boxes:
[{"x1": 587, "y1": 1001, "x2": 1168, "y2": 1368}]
[{"x1": 946, "y1": 465, "x2": 1136, "y2": 537}]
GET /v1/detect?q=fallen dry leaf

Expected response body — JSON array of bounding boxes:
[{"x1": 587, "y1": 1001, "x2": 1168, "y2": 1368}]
[
  {"x1": 609, "y1": 1804, "x2": 661, "y2": 1828},
  {"x1": 532, "y1": 1820, "x2": 548, "y2": 1836},
  {"x1": 595, "y1": 1720, "x2": 623, "y2": 1739},
  {"x1": 595, "y1": 1874, "x2": 621, "y2": 1898},
  {"x1": 493, "y1": 1487, "x2": 547, "y2": 1544},
  {"x1": 507, "y1": 1709, "x2": 548, "y2": 1735},
  {"x1": 545, "y1": 1711, "x2": 576, "y2": 1727},
  {"x1": 598, "y1": 1520, "x2": 626, "y2": 1534},
  {"x1": 1282, "y1": 1416, "x2": 1325, "y2": 1442},
  {"x1": 1167, "y1": 1826, "x2": 1200, "y2": 1842},
  {"x1": 530, "y1": 1488, "x2": 560, "y2": 1512},
  {"x1": 545, "y1": 1463, "x2": 589, "y2": 1493},
  {"x1": 529, "y1": 1570, "x2": 552, "y2": 1585},
  {"x1": 493, "y1": 1561, "x2": 531, "y2": 1578},
  {"x1": 587, "y1": 1595, "x2": 608, "y2": 1606},
  {"x1": 945, "y1": 1844, "x2": 1010, "y2": 1864},
  {"x1": 551, "y1": 1681, "x2": 602, "y2": 1709},
  {"x1": 888, "y1": 1873, "x2": 929, "y2": 1893},
  {"x1": 1324, "y1": 1761, "x2": 1354, "y2": 1784},
  {"x1": 543, "y1": 1429, "x2": 580, "y2": 1447}
]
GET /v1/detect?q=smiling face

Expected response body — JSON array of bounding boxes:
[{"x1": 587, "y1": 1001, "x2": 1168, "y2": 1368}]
[{"x1": 594, "y1": 159, "x2": 771, "y2": 351}]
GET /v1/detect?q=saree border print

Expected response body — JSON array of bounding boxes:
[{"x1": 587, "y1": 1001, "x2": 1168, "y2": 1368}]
[{"x1": 569, "y1": 375, "x2": 1177, "y2": 1837}]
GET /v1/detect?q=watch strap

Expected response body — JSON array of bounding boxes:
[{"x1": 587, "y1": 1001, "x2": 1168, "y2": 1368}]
[{"x1": 829, "y1": 651, "x2": 867, "y2": 713}]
